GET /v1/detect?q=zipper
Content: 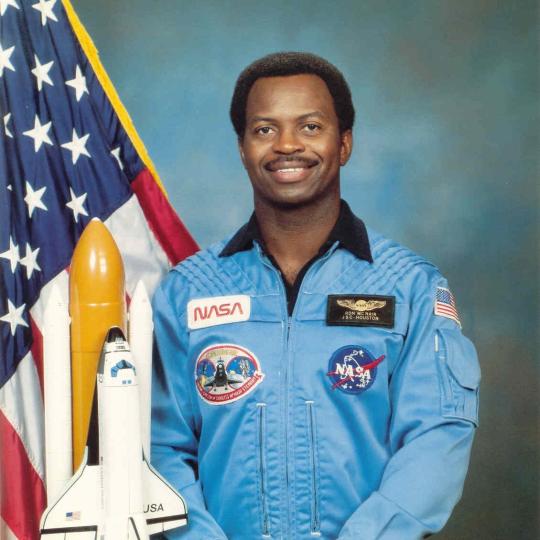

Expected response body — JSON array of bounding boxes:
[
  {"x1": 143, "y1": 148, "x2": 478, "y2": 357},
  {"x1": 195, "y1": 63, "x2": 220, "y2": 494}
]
[
  {"x1": 256, "y1": 402, "x2": 271, "y2": 537},
  {"x1": 256, "y1": 246, "x2": 292, "y2": 536},
  {"x1": 256, "y1": 242, "x2": 337, "y2": 538},
  {"x1": 285, "y1": 313, "x2": 292, "y2": 492},
  {"x1": 281, "y1": 291, "x2": 292, "y2": 535},
  {"x1": 305, "y1": 401, "x2": 320, "y2": 534}
]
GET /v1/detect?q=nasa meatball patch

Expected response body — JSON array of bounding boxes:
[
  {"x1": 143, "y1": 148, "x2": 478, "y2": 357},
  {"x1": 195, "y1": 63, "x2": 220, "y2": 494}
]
[
  {"x1": 327, "y1": 345, "x2": 385, "y2": 394},
  {"x1": 327, "y1": 295, "x2": 395, "y2": 327},
  {"x1": 195, "y1": 344, "x2": 264, "y2": 405}
]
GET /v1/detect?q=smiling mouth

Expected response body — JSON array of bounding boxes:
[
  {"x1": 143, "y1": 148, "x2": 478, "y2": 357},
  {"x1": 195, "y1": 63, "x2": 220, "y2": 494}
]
[
  {"x1": 265, "y1": 157, "x2": 319, "y2": 172},
  {"x1": 264, "y1": 157, "x2": 319, "y2": 182}
]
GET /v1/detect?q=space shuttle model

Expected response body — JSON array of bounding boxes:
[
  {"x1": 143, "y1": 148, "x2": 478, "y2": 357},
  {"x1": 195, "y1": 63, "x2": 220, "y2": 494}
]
[{"x1": 40, "y1": 219, "x2": 187, "y2": 538}]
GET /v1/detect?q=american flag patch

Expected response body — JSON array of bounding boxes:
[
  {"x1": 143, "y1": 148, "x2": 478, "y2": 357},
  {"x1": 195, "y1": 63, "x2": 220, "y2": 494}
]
[
  {"x1": 65, "y1": 511, "x2": 81, "y2": 521},
  {"x1": 434, "y1": 287, "x2": 461, "y2": 327}
]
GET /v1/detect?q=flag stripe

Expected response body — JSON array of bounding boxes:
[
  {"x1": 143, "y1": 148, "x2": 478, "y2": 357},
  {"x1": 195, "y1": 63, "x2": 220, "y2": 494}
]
[
  {"x1": 435, "y1": 305, "x2": 458, "y2": 316},
  {"x1": 435, "y1": 305, "x2": 459, "y2": 316},
  {"x1": 29, "y1": 317, "x2": 44, "y2": 398},
  {"x1": 0, "y1": 409, "x2": 46, "y2": 540},
  {"x1": 0, "y1": 517, "x2": 20, "y2": 540},
  {"x1": 131, "y1": 169, "x2": 198, "y2": 264},
  {"x1": 103, "y1": 193, "x2": 177, "y2": 296},
  {"x1": 0, "y1": 352, "x2": 45, "y2": 481}
]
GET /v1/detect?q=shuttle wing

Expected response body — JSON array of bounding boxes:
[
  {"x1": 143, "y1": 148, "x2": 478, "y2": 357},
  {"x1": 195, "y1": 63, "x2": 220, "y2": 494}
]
[
  {"x1": 40, "y1": 451, "x2": 101, "y2": 539},
  {"x1": 142, "y1": 456, "x2": 188, "y2": 534}
]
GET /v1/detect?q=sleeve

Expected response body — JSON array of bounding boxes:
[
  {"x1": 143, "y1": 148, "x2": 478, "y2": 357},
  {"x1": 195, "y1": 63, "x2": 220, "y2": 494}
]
[
  {"x1": 337, "y1": 271, "x2": 480, "y2": 540},
  {"x1": 150, "y1": 278, "x2": 228, "y2": 540}
]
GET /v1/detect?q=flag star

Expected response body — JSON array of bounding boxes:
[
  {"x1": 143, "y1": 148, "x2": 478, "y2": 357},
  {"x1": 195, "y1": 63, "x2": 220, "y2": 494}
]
[
  {"x1": 32, "y1": 0, "x2": 57, "y2": 26},
  {"x1": 23, "y1": 115, "x2": 53, "y2": 151},
  {"x1": 7, "y1": 184, "x2": 12, "y2": 191},
  {"x1": 111, "y1": 147, "x2": 124, "y2": 170},
  {"x1": 4, "y1": 113, "x2": 13, "y2": 137},
  {"x1": 20, "y1": 243, "x2": 41, "y2": 278},
  {"x1": 65, "y1": 65, "x2": 88, "y2": 102},
  {"x1": 66, "y1": 187, "x2": 88, "y2": 222},
  {"x1": 0, "y1": 43, "x2": 15, "y2": 76},
  {"x1": 32, "y1": 54, "x2": 54, "y2": 91},
  {"x1": 61, "y1": 129, "x2": 90, "y2": 164},
  {"x1": 0, "y1": 0, "x2": 19, "y2": 17},
  {"x1": 0, "y1": 299, "x2": 29, "y2": 336},
  {"x1": 0, "y1": 236, "x2": 19, "y2": 272},
  {"x1": 24, "y1": 180, "x2": 48, "y2": 217}
]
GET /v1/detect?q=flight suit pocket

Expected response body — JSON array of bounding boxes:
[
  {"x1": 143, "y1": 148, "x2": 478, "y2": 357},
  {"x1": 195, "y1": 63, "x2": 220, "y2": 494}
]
[{"x1": 437, "y1": 329, "x2": 481, "y2": 426}]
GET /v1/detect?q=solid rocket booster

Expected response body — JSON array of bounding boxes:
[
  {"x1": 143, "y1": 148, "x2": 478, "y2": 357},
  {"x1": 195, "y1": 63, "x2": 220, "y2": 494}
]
[
  {"x1": 69, "y1": 218, "x2": 126, "y2": 471},
  {"x1": 43, "y1": 284, "x2": 72, "y2": 503},
  {"x1": 128, "y1": 280, "x2": 153, "y2": 459}
]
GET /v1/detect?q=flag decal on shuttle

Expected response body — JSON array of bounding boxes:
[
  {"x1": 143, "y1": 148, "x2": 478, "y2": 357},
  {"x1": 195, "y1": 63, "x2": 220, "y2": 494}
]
[{"x1": 187, "y1": 295, "x2": 251, "y2": 329}]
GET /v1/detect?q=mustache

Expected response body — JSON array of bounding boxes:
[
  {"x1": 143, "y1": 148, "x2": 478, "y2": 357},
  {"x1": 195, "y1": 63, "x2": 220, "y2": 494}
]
[{"x1": 264, "y1": 156, "x2": 319, "y2": 170}]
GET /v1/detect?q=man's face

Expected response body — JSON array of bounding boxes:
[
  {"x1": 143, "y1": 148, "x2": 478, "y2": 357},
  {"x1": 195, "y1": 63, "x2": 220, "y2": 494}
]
[{"x1": 239, "y1": 74, "x2": 352, "y2": 209}]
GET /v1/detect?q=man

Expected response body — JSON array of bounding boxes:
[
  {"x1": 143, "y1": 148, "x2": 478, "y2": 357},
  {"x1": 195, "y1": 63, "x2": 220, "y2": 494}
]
[{"x1": 151, "y1": 52, "x2": 480, "y2": 539}]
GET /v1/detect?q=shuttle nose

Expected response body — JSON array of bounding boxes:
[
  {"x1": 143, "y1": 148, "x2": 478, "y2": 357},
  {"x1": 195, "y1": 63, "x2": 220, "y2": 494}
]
[{"x1": 106, "y1": 326, "x2": 127, "y2": 344}]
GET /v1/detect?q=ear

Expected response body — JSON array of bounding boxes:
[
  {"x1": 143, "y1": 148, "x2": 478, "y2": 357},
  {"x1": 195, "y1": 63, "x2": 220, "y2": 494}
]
[
  {"x1": 238, "y1": 138, "x2": 246, "y2": 168},
  {"x1": 339, "y1": 130, "x2": 353, "y2": 166}
]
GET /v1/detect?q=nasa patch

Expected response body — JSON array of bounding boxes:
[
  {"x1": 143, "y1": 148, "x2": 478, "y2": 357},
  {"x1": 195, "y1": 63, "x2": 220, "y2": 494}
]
[
  {"x1": 187, "y1": 295, "x2": 250, "y2": 330},
  {"x1": 195, "y1": 344, "x2": 264, "y2": 405},
  {"x1": 327, "y1": 345, "x2": 385, "y2": 394}
]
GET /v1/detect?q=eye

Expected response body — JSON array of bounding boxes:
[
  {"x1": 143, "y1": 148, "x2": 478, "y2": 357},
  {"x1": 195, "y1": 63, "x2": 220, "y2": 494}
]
[
  {"x1": 254, "y1": 126, "x2": 274, "y2": 136},
  {"x1": 302, "y1": 123, "x2": 321, "y2": 133}
]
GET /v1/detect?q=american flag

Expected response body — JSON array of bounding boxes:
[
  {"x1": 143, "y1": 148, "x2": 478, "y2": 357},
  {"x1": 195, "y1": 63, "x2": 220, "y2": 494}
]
[
  {"x1": 434, "y1": 287, "x2": 461, "y2": 327},
  {"x1": 0, "y1": 1, "x2": 197, "y2": 538}
]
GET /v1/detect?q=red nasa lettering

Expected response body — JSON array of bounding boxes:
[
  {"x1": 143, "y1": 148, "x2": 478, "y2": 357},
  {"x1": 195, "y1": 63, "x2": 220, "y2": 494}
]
[{"x1": 194, "y1": 302, "x2": 244, "y2": 321}]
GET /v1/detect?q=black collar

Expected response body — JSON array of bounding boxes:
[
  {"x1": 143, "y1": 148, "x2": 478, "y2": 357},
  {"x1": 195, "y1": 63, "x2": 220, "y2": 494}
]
[{"x1": 219, "y1": 200, "x2": 373, "y2": 263}]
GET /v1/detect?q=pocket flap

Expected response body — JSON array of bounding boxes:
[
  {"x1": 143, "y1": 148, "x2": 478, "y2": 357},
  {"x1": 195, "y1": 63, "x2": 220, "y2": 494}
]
[{"x1": 441, "y1": 329, "x2": 481, "y2": 389}]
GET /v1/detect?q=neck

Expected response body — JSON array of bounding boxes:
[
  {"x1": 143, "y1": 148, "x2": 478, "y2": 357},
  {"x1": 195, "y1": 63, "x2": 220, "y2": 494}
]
[{"x1": 255, "y1": 195, "x2": 341, "y2": 284}]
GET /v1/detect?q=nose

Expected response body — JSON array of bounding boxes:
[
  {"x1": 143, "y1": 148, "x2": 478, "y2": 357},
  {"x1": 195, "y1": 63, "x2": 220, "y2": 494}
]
[{"x1": 272, "y1": 127, "x2": 305, "y2": 155}]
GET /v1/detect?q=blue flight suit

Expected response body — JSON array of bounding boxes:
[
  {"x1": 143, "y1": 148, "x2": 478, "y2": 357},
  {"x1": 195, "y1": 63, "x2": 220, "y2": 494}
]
[{"x1": 151, "y1": 203, "x2": 480, "y2": 539}]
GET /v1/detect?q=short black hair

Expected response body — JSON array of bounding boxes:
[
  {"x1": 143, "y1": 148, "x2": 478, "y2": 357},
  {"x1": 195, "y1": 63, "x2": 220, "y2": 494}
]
[{"x1": 230, "y1": 51, "x2": 355, "y2": 139}]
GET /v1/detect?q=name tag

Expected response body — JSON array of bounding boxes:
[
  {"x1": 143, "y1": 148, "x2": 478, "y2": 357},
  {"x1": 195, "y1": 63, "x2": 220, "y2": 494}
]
[
  {"x1": 327, "y1": 295, "x2": 395, "y2": 328},
  {"x1": 187, "y1": 295, "x2": 251, "y2": 330}
]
